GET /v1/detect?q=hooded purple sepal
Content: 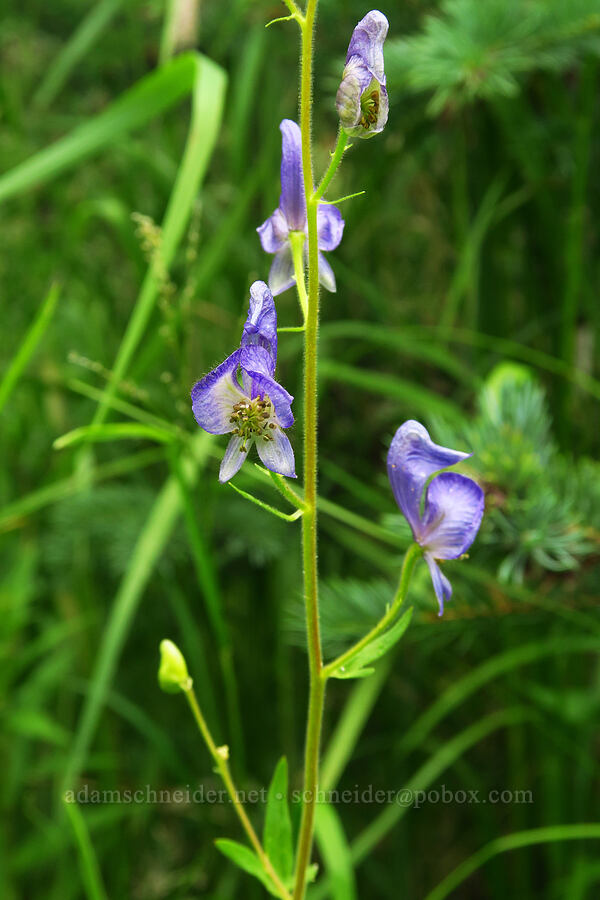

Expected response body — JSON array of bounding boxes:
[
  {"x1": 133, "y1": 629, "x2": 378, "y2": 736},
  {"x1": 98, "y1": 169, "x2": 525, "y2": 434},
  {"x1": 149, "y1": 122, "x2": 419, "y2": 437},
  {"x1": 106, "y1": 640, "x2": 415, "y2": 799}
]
[
  {"x1": 191, "y1": 286, "x2": 296, "y2": 483},
  {"x1": 241, "y1": 281, "x2": 278, "y2": 368},
  {"x1": 257, "y1": 120, "x2": 345, "y2": 295},
  {"x1": 337, "y1": 10, "x2": 389, "y2": 138},
  {"x1": 387, "y1": 420, "x2": 484, "y2": 615}
]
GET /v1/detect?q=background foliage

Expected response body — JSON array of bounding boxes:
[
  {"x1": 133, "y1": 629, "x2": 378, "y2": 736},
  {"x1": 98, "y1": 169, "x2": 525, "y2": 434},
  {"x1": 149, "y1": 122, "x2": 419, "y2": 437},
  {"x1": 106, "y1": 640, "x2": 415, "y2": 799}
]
[{"x1": 1, "y1": 0, "x2": 599, "y2": 897}]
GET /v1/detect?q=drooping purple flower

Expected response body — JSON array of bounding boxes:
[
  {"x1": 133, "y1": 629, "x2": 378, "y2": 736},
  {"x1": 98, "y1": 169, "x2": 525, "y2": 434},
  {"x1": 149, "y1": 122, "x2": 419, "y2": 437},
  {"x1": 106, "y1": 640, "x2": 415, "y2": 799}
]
[
  {"x1": 336, "y1": 11, "x2": 389, "y2": 138},
  {"x1": 191, "y1": 282, "x2": 295, "y2": 483},
  {"x1": 387, "y1": 421, "x2": 484, "y2": 615},
  {"x1": 257, "y1": 120, "x2": 345, "y2": 296}
]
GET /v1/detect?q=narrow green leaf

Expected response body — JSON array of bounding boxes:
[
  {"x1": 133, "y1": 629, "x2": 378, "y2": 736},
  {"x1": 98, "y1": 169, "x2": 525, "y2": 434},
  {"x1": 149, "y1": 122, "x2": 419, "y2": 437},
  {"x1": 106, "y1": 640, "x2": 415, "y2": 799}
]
[
  {"x1": 53, "y1": 422, "x2": 176, "y2": 450},
  {"x1": 314, "y1": 804, "x2": 357, "y2": 900},
  {"x1": 214, "y1": 840, "x2": 279, "y2": 896},
  {"x1": 0, "y1": 53, "x2": 207, "y2": 203},
  {"x1": 329, "y1": 608, "x2": 413, "y2": 680},
  {"x1": 264, "y1": 758, "x2": 294, "y2": 882},
  {"x1": 63, "y1": 799, "x2": 109, "y2": 900},
  {"x1": 424, "y1": 825, "x2": 600, "y2": 900},
  {"x1": 60, "y1": 432, "x2": 211, "y2": 799},
  {"x1": 33, "y1": 0, "x2": 128, "y2": 109},
  {"x1": 0, "y1": 282, "x2": 59, "y2": 414},
  {"x1": 319, "y1": 360, "x2": 463, "y2": 422}
]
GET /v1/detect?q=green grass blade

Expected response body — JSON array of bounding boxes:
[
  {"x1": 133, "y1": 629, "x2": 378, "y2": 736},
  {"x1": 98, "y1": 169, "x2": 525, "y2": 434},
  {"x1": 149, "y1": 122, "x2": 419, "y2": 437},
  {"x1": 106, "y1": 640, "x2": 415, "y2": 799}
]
[
  {"x1": 424, "y1": 825, "x2": 600, "y2": 900},
  {"x1": 0, "y1": 283, "x2": 59, "y2": 414},
  {"x1": 53, "y1": 422, "x2": 177, "y2": 450},
  {"x1": 319, "y1": 360, "x2": 463, "y2": 422},
  {"x1": 33, "y1": 0, "x2": 127, "y2": 109},
  {"x1": 89, "y1": 53, "x2": 227, "y2": 428},
  {"x1": 314, "y1": 804, "x2": 358, "y2": 900},
  {"x1": 320, "y1": 657, "x2": 393, "y2": 792},
  {"x1": 63, "y1": 799, "x2": 109, "y2": 900},
  {"x1": 60, "y1": 432, "x2": 212, "y2": 799},
  {"x1": 351, "y1": 708, "x2": 531, "y2": 867},
  {"x1": 0, "y1": 449, "x2": 164, "y2": 533},
  {"x1": 399, "y1": 636, "x2": 600, "y2": 758},
  {"x1": 0, "y1": 53, "x2": 207, "y2": 204},
  {"x1": 168, "y1": 451, "x2": 245, "y2": 765}
]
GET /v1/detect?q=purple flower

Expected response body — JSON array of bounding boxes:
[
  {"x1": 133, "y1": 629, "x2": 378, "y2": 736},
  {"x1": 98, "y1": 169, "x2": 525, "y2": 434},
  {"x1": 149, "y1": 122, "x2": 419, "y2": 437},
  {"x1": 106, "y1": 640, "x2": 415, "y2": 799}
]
[
  {"x1": 257, "y1": 120, "x2": 345, "y2": 295},
  {"x1": 387, "y1": 421, "x2": 484, "y2": 615},
  {"x1": 336, "y1": 11, "x2": 389, "y2": 138},
  {"x1": 191, "y1": 282, "x2": 295, "y2": 483}
]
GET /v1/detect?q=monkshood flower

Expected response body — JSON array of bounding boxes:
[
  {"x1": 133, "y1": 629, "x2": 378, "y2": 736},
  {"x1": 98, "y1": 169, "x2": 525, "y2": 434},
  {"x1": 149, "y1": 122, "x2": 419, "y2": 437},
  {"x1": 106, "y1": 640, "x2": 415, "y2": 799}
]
[
  {"x1": 191, "y1": 282, "x2": 295, "y2": 483},
  {"x1": 336, "y1": 10, "x2": 389, "y2": 138},
  {"x1": 387, "y1": 421, "x2": 484, "y2": 615},
  {"x1": 257, "y1": 119, "x2": 345, "y2": 295}
]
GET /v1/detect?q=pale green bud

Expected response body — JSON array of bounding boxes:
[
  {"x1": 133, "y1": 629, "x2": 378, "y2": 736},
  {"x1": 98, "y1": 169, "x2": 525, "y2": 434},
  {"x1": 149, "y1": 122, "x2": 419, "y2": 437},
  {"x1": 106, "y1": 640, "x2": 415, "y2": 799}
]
[{"x1": 158, "y1": 639, "x2": 192, "y2": 693}]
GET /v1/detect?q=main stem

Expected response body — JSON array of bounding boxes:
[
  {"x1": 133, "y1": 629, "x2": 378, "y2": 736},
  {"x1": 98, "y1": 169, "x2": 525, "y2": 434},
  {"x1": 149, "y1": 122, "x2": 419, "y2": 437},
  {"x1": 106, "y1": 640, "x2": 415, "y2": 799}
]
[{"x1": 294, "y1": 0, "x2": 324, "y2": 896}]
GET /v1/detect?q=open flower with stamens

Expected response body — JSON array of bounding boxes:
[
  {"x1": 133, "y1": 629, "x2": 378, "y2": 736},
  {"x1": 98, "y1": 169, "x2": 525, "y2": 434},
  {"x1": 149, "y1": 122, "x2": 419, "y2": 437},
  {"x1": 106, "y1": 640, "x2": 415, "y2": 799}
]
[
  {"x1": 336, "y1": 10, "x2": 389, "y2": 138},
  {"x1": 387, "y1": 421, "x2": 484, "y2": 614},
  {"x1": 191, "y1": 282, "x2": 295, "y2": 483},
  {"x1": 257, "y1": 119, "x2": 345, "y2": 295}
]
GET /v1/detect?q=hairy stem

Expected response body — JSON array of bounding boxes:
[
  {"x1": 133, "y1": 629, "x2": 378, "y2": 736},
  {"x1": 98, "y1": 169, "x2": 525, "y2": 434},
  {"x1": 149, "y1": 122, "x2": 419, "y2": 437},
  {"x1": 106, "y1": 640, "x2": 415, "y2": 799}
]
[
  {"x1": 293, "y1": 0, "x2": 324, "y2": 896},
  {"x1": 314, "y1": 128, "x2": 349, "y2": 201}
]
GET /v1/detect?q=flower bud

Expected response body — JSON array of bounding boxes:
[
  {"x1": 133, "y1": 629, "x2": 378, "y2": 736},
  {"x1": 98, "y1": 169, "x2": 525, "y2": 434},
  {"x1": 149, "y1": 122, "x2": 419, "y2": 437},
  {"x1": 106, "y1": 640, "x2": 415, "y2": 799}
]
[
  {"x1": 158, "y1": 639, "x2": 192, "y2": 693},
  {"x1": 336, "y1": 11, "x2": 389, "y2": 139}
]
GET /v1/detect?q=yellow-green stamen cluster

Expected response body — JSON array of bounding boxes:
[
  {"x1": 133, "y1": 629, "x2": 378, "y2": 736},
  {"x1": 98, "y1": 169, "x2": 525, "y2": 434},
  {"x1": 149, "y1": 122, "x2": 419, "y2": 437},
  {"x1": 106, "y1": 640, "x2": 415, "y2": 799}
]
[
  {"x1": 229, "y1": 396, "x2": 277, "y2": 451},
  {"x1": 360, "y1": 88, "x2": 379, "y2": 130}
]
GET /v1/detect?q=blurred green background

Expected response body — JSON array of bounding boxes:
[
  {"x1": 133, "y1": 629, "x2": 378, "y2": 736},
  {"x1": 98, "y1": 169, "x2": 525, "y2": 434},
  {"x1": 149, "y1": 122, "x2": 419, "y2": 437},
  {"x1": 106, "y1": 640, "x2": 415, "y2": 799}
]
[{"x1": 1, "y1": 0, "x2": 600, "y2": 897}]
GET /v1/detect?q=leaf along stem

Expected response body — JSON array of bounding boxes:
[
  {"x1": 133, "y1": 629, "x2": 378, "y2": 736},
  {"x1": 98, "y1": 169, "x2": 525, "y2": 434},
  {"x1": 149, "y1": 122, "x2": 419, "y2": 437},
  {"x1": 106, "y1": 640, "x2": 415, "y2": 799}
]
[{"x1": 322, "y1": 543, "x2": 422, "y2": 679}]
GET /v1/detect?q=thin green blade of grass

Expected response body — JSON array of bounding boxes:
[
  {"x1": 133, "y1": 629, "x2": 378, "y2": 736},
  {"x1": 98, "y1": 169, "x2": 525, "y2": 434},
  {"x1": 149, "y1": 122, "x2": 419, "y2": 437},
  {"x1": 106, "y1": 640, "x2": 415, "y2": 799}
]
[
  {"x1": 168, "y1": 451, "x2": 245, "y2": 766},
  {"x1": 424, "y1": 824, "x2": 600, "y2": 900},
  {"x1": 0, "y1": 283, "x2": 60, "y2": 414},
  {"x1": 53, "y1": 422, "x2": 177, "y2": 450},
  {"x1": 313, "y1": 803, "x2": 358, "y2": 900},
  {"x1": 63, "y1": 799, "x2": 109, "y2": 900},
  {"x1": 319, "y1": 359, "x2": 464, "y2": 423},
  {"x1": 398, "y1": 635, "x2": 600, "y2": 758},
  {"x1": 310, "y1": 708, "x2": 533, "y2": 900},
  {"x1": 89, "y1": 53, "x2": 226, "y2": 430},
  {"x1": 60, "y1": 431, "x2": 212, "y2": 799},
  {"x1": 0, "y1": 53, "x2": 209, "y2": 204},
  {"x1": 33, "y1": 0, "x2": 129, "y2": 110},
  {"x1": 0, "y1": 448, "x2": 164, "y2": 533}
]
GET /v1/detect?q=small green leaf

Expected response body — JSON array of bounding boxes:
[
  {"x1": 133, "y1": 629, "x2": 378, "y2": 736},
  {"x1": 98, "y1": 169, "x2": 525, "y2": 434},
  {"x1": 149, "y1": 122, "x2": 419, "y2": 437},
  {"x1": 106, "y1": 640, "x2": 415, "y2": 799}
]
[
  {"x1": 264, "y1": 757, "x2": 294, "y2": 881},
  {"x1": 331, "y1": 666, "x2": 375, "y2": 680},
  {"x1": 214, "y1": 839, "x2": 279, "y2": 896},
  {"x1": 330, "y1": 608, "x2": 413, "y2": 680}
]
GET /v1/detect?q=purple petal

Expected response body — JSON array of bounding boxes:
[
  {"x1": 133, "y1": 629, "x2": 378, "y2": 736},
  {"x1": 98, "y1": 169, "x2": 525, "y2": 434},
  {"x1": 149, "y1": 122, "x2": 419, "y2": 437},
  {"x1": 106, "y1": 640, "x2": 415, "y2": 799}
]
[
  {"x1": 191, "y1": 350, "x2": 244, "y2": 435},
  {"x1": 336, "y1": 58, "x2": 374, "y2": 130},
  {"x1": 376, "y1": 83, "x2": 389, "y2": 133},
  {"x1": 269, "y1": 245, "x2": 296, "y2": 296},
  {"x1": 219, "y1": 434, "x2": 251, "y2": 483},
  {"x1": 421, "y1": 472, "x2": 484, "y2": 560},
  {"x1": 279, "y1": 120, "x2": 306, "y2": 231},
  {"x1": 257, "y1": 207, "x2": 289, "y2": 253},
  {"x1": 256, "y1": 427, "x2": 296, "y2": 478},
  {"x1": 424, "y1": 553, "x2": 453, "y2": 616},
  {"x1": 241, "y1": 281, "x2": 277, "y2": 368},
  {"x1": 240, "y1": 346, "x2": 294, "y2": 428},
  {"x1": 317, "y1": 204, "x2": 345, "y2": 251},
  {"x1": 387, "y1": 421, "x2": 471, "y2": 538},
  {"x1": 317, "y1": 252, "x2": 336, "y2": 292},
  {"x1": 346, "y1": 10, "x2": 389, "y2": 83}
]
